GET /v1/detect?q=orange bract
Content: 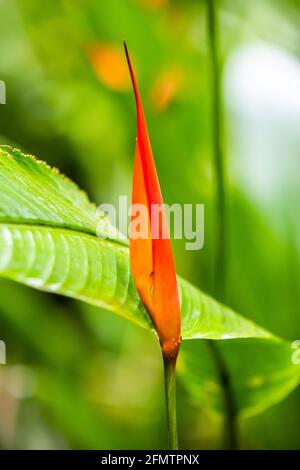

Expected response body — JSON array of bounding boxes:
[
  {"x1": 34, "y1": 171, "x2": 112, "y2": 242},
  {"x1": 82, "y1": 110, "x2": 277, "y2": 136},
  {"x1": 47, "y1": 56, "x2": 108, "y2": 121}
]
[{"x1": 124, "y1": 43, "x2": 181, "y2": 360}]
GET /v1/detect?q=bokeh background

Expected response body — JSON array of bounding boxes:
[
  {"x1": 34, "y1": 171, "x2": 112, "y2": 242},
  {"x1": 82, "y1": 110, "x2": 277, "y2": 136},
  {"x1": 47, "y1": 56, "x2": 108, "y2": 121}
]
[{"x1": 0, "y1": 0, "x2": 300, "y2": 449}]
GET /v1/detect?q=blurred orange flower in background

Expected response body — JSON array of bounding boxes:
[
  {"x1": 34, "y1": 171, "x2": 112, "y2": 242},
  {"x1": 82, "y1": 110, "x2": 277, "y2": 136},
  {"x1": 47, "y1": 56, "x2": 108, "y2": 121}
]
[
  {"x1": 88, "y1": 43, "x2": 131, "y2": 91},
  {"x1": 150, "y1": 67, "x2": 184, "y2": 112}
]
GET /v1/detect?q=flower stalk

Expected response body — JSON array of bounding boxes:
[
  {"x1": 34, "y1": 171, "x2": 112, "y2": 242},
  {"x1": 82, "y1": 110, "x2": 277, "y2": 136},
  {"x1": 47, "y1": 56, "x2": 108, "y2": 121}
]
[{"x1": 163, "y1": 353, "x2": 178, "y2": 450}]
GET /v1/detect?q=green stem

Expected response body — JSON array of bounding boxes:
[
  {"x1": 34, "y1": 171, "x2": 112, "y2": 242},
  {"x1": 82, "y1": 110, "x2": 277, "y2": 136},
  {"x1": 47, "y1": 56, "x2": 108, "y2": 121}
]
[
  {"x1": 207, "y1": 0, "x2": 226, "y2": 300},
  {"x1": 206, "y1": 0, "x2": 238, "y2": 449},
  {"x1": 207, "y1": 341, "x2": 238, "y2": 449},
  {"x1": 163, "y1": 354, "x2": 178, "y2": 450}
]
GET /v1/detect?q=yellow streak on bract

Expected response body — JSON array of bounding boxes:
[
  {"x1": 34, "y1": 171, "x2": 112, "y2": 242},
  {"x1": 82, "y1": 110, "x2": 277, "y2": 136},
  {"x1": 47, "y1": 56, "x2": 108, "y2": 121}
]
[{"x1": 88, "y1": 44, "x2": 131, "y2": 92}]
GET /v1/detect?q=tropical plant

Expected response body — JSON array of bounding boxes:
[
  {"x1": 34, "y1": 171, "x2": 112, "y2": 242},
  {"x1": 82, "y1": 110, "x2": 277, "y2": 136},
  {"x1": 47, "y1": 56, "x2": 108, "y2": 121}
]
[{"x1": 0, "y1": 145, "x2": 299, "y2": 448}]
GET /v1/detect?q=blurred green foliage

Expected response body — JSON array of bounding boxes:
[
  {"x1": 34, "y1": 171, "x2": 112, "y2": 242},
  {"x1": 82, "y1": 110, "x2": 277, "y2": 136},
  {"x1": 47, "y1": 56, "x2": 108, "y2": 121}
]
[{"x1": 0, "y1": 0, "x2": 299, "y2": 449}]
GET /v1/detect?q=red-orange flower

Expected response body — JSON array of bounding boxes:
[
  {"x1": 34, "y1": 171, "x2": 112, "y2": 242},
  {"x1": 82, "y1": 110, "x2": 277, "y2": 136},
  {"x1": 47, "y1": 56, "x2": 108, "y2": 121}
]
[{"x1": 124, "y1": 43, "x2": 181, "y2": 360}]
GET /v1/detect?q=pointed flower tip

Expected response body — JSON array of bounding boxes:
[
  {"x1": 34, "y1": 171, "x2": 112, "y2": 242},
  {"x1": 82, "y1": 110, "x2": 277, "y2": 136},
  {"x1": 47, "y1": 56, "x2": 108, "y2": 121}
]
[
  {"x1": 123, "y1": 41, "x2": 128, "y2": 61},
  {"x1": 125, "y1": 44, "x2": 181, "y2": 360}
]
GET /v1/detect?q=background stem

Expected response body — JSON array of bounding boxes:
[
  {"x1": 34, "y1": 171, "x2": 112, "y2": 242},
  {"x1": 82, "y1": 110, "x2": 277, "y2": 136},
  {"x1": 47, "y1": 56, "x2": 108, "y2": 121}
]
[
  {"x1": 163, "y1": 354, "x2": 178, "y2": 450},
  {"x1": 207, "y1": 0, "x2": 226, "y2": 299},
  {"x1": 206, "y1": 0, "x2": 238, "y2": 449},
  {"x1": 207, "y1": 341, "x2": 238, "y2": 449}
]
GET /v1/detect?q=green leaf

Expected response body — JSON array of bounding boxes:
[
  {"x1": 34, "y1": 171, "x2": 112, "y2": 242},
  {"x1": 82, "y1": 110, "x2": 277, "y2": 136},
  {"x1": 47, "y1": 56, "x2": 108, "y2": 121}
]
[
  {"x1": 0, "y1": 145, "x2": 299, "y2": 417},
  {"x1": 0, "y1": 222, "x2": 274, "y2": 341},
  {"x1": 179, "y1": 338, "x2": 300, "y2": 418},
  {"x1": 0, "y1": 223, "x2": 151, "y2": 330},
  {"x1": 0, "y1": 145, "x2": 124, "y2": 242}
]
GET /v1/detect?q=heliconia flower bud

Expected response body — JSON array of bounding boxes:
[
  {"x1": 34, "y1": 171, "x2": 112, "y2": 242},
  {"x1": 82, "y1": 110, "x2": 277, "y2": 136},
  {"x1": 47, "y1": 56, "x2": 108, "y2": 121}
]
[{"x1": 124, "y1": 43, "x2": 181, "y2": 360}]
